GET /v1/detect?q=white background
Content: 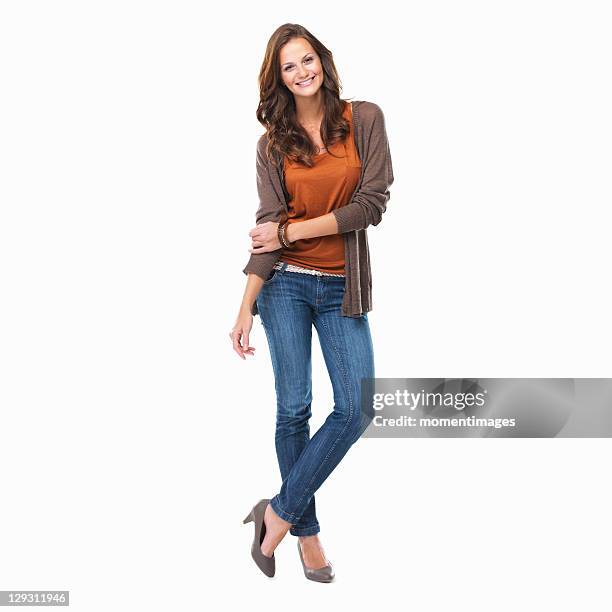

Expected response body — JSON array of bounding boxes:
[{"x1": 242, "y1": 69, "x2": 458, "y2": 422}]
[{"x1": 1, "y1": 0, "x2": 611, "y2": 610}]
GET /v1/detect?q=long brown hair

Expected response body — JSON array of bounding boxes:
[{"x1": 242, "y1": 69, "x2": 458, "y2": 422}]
[{"x1": 256, "y1": 23, "x2": 352, "y2": 168}]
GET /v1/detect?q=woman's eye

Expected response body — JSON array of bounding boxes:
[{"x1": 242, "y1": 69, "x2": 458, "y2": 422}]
[{"x1": 284, "y1": 57, "x2": 313, "y2": 71}]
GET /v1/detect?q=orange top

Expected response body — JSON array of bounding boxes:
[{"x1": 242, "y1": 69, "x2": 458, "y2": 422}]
[{"x1": 280, "y1": 101, "x2": 361, "y2": 275}]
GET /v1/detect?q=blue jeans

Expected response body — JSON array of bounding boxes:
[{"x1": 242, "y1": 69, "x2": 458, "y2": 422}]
[{"x1": 255, "y1": 262, "x2": 375, "y2": 537}]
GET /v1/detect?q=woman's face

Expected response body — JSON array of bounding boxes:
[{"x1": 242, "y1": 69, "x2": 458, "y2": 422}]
[{"x1": 279, "y1": 37, "x2": 324, "y2": 99}]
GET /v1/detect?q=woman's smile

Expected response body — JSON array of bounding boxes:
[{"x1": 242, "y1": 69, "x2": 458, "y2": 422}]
[{"x1": 296, "y1": 75, "x2": 315, "y2": 87}]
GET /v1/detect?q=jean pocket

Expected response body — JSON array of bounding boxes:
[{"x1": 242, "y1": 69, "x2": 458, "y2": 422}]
[{"x1": 264, "y1": 266, "x2": 284, "y2": 285}]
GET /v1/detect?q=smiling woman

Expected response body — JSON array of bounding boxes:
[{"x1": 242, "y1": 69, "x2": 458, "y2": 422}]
[{"x1": 231, "y1": 22, "x2": 394, "y2": 584}]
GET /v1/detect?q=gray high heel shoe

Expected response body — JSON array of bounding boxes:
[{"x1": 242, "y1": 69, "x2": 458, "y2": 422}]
[
  {"x1": 243, "y1": 498, "x2": 275, "y2": 577},
  {"x1": 297, "y1": 539, "x2": 335, "y2": 583}
]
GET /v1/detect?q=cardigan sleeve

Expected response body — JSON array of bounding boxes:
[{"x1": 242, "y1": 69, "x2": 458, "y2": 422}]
[
  {"x1": 242, "y1": 136, "x2": 285, "y2": 281},
  {"x1": 332, "y1": 103, "x2": 394, "y2": 234}
]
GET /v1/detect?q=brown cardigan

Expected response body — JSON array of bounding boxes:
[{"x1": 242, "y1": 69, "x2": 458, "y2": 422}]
[{"x1": 242, "y1": 100, "x2": 394, "y2": 317}]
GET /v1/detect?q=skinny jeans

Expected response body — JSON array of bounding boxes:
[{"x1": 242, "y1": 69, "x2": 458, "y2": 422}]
[{"x1": 255, "y1": 262, "x2": 374, "y2": 536}]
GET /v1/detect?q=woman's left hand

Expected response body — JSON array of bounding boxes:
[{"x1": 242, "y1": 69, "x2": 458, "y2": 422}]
[{"x1": 248, "y1": 221, "x2": 282, "y2": 253}]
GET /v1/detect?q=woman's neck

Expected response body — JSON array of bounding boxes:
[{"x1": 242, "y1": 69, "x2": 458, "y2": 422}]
[{"x1": 295, "y1": 93, "x2": 325, "y2": 125}]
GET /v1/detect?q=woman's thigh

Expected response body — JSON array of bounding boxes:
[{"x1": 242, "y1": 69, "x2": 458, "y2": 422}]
[
  {"x1": 312, "y1": 278, "x2": 375, "y2": 423},
  {"x1": 256, "y1": 271, "x2": 315, "y2": 408}
]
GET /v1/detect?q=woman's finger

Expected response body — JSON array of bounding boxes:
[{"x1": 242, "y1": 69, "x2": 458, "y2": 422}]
[{"x1": 231, "y1": 330, "x2": 245, "y2": 360}]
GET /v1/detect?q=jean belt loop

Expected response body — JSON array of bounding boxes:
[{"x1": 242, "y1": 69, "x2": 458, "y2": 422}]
[{"x1": 281, "y1": 261, "x2": 289, "y2": 273}]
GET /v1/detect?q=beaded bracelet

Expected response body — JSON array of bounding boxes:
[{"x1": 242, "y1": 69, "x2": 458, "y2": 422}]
[{"x1": 278, "y1": 220, "x2": 296, "y2": 249}]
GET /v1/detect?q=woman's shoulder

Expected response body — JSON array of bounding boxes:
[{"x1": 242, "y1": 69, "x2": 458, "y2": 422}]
[
  {"x1": 257, "y1": 132, "x2": 269, "y2": 153},
  {"x1": 352, "y1": 100, "x2": 386, "y2": 123},
  {"x1": 256, "y1": 132, "x2": 277, "y2": 167},
  {"x1": 256, "y1": 132, "x2": 286, "y2": 170}
]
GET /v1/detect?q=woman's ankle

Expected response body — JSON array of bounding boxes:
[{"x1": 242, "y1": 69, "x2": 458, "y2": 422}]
[
  {"x1": 266, "y1": 503, "x2": 292, "y2": 530},
  {"x1": 299, "y1": 534, "x2": 320, "y2": 543}
]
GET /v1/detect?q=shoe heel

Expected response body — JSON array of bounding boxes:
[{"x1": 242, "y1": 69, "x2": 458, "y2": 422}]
[{"x1": 244, "y1": 498, "x2": 275, "y2": 577}]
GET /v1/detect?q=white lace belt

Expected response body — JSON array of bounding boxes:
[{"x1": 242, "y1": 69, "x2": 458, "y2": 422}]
[{"x1": 273, "y1": 261, "x2": 345, "y2": 277}]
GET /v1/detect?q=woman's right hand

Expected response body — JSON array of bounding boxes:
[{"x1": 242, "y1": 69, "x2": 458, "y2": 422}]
[{"x1": 230, "y1": 308, "x2": 256, "y2": 360}]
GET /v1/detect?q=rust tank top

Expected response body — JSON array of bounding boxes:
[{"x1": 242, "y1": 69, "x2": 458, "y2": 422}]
[{"x1": 280, "y1": 101, "x2": 361, "y2": 275}]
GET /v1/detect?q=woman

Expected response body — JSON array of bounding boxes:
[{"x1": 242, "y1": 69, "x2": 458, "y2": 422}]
[{"x1": 230, "y1": 23, "x2": 394, "y2": 582}]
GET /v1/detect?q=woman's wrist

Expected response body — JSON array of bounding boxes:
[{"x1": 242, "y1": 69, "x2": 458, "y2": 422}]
[
  {"x1": 240, "y1": 300, "x2": 253, "y2": 313},
  {"x1": 285, "y1": 222, "x2": 300, "y2": 244}
]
